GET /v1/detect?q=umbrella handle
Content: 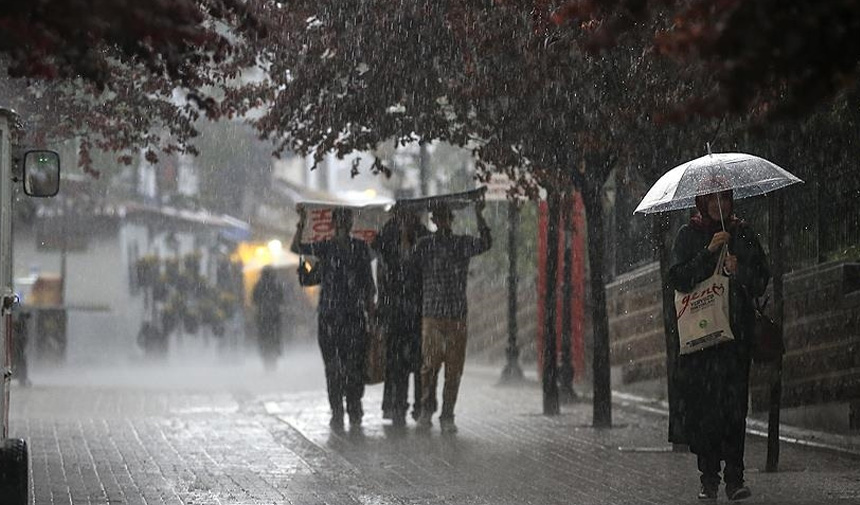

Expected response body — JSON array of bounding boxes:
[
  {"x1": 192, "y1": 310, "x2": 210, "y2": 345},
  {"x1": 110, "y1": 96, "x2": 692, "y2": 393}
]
[{"x1": 716, "y1": 190, "x2": 727, "y2": 231}]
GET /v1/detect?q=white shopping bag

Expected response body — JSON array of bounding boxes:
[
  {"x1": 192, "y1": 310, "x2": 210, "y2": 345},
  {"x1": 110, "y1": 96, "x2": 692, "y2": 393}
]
[{"x1": 675, "y1": 248, "x2": 734, "y2": 355}]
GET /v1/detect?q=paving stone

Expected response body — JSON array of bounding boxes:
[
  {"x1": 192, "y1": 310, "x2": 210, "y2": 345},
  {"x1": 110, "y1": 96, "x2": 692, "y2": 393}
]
[{"x1": 6, "y1": 359, "x2": 860, "y2": 505}]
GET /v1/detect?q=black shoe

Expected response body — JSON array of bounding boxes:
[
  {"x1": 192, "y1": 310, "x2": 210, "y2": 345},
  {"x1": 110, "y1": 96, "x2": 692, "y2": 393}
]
[
  {"x1": 439, "y1": 416, "x2": 457, "y2": 434},
  {"x1": 726, "y1": 484, "x2": 751, "y2": 501},
  {"x1": 698, "y1": 485, "x2": 718, "y2": 501},
  {"x1": 349, "y1": 414, "x2": 363, "y2": 427},
  {"x1": 329, "y1": 415, "x2": 345, "y2": 431},
  {"x1": 416, "y1": 414, "x2": 432, "y2": 431}
]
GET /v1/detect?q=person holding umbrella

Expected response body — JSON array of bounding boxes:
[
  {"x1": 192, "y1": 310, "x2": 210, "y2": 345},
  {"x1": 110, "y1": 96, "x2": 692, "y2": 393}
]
[
  {"x1": 668, "y1": 187, "x2": 770, "y2": 501},
  {"x1": 635, "y1": 149, "x2": 801, "y2": 501}
]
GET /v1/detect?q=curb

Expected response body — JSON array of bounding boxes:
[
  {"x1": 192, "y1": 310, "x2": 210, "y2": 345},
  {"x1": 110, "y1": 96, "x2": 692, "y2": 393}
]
[
  {"x1": 612, "y1": 390, "x2": 860, "y2": 459},
  {"x1": 465, "y1": 364, "x2": 860, "y2": 459}
]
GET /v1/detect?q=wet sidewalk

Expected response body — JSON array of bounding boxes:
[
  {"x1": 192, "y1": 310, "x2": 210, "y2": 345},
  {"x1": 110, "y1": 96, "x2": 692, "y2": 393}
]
[{"x1": 9, "y1": 356, "x2": 860, "y2": 505}]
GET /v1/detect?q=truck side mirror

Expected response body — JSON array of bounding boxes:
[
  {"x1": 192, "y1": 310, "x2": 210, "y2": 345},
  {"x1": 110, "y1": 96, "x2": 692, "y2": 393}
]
[{"x1": 23, "y1": 150, "x2": 60, "y2": 197}]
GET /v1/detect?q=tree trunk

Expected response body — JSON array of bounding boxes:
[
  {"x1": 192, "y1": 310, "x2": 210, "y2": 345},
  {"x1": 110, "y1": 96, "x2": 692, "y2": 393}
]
[
  {"x1": 766, "y1": 191, "x2": 785, "y2": 472},
  {"x1": 560, "y1": 190, "x2": 576, "y2": 402},
  {"x1": 543, "y1": 189, "x2": 561, "y2": 415},
  {"x1": 583, "y1": 180, "x2": 612, "y2": 428}
]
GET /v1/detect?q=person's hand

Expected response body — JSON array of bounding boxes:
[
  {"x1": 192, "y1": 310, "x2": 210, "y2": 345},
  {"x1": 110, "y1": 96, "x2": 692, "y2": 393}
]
[
  {"x1": 707, "y1": 231, "x2": 730, "y2": 253},
  {"x1": 475, "y1": 196, "x2": 485, "y2": 214},
  {"x1": 723, "y1": 253, "x2": 738, "y2": 275}
]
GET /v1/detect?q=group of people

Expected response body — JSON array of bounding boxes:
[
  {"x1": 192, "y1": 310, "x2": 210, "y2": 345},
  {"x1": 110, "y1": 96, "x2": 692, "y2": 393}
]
[
  {"x1": 268, "y1": 185, "x2": 765, "y2": 499},
  {"x1": 290, "y1": 199, "x2": 491, "y2": 434}
]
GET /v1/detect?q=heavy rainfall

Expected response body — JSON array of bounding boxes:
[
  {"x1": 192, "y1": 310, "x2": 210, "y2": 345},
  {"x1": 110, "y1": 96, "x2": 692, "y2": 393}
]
[{"x1": 0, "y1": 2, "x2": 859, "y2": 505}]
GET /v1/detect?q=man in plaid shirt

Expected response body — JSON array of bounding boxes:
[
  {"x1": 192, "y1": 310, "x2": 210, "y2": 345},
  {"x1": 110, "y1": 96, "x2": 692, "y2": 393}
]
[{"x1": 414, "y1": 198, "x2": 491, "y2": 434}]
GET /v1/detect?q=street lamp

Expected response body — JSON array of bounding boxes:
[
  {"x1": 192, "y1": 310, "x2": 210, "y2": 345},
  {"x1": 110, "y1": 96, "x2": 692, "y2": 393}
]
[{"x1": 500, "y1": 199, "x2": 524, "y2": 383}]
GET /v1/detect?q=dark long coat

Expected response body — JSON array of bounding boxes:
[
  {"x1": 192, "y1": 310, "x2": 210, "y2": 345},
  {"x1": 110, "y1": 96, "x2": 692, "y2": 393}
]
[
  {"x1": 668, "y1": 220, "x2": 770, "y2": 454},
  {"x1": 252, "y1": 270, "x2": 286, "y2": 354}
]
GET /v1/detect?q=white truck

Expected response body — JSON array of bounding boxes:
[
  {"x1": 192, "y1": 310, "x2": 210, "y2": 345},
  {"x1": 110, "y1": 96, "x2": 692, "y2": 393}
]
[{"x1": 0, "y1": 107, "x2": 61, "y2": 505}]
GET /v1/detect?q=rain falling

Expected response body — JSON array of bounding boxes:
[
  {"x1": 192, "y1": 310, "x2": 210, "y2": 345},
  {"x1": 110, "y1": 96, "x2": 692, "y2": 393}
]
[{"x1": 0, "y1": 2, "x2": 859, "y2": 504}]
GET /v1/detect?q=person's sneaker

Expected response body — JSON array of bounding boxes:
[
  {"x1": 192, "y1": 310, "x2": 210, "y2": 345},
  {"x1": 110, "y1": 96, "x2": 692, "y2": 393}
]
[
  {"x1": 329, "y1": 415, "x2": 345, "y2": 432},
  {"x1": 698, "y1": 484, "x2": 718, "y2": 501},
  {"x1": 440, "y1": 419, "x2": 458, "y2": 435},
  {"x1": 416, "y1": 414, "x2": 432, "y2": 431},
  {"x1": 349, "y1": 413, "x2": 363, "y2": 427},
  {"x1": 391, "y1": 412, "x2": 407, "y2": 428},
  {"x1": 726, "y1": 484, "x2": 751, "y2": 501}
]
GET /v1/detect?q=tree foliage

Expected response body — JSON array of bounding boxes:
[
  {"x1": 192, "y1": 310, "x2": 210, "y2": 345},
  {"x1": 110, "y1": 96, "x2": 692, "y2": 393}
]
[
  {"x1": 0, "y1": 0, "x2": 263, "y2": 175},
  {"x1": 551, "y1": 0, "x2": 860, "y2": 120},
  {"x1": 0, "y1": 0, "x2": 260, "y2": 86},
  {"x1": 3, "y1": 1, "x2": 857, "y2": 184}
]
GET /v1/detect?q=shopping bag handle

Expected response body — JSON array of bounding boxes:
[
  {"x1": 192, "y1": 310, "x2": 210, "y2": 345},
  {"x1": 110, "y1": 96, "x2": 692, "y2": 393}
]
[{"x1": 713, "y1": 244, "x2": 728, "y2": 277}]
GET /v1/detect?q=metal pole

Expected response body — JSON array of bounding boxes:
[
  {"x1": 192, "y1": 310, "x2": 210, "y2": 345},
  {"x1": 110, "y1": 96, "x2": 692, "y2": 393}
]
[
  {"x1": 657, "y1": 214, "x2": 686, "y2": 449},
  {"x1": 419, "y1": 143, "x2": 430, "y2": 197},
  {"x1": 559, "y1": 192, "x2": 577, "y2": 402},
  {"x1": 501, "y1": 200, "x2": 524, "y2": 383},
  {"x1": 766, "y1": 192, "x2": 785, "y2": 472},
  {"x1": 0, "y1": 110, "x2": 16, "y2": 438},
  {"x1": 0, "y1": 112, "x2": 13, "y2": 299}
]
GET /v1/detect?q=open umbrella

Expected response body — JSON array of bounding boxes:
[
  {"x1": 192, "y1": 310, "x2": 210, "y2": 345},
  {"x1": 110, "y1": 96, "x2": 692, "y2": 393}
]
[{"x1": 634, "y1": 150, "x2": 803, "y2": 215}]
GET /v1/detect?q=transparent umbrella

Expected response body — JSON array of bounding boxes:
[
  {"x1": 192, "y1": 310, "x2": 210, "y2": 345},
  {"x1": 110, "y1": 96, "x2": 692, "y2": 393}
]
[{"x1": 633, "y1": 149, "x2": 803, "y2": 215}]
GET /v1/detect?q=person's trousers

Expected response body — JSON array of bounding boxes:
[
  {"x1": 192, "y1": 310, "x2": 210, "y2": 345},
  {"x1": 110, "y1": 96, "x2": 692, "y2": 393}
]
[
  {"x1": 318, "y1": 312, "x2": 367, "y2": 420},
  {"x1": 696, "y1": 417, "x2": 747, "y2": 487},
  {"x1": 382, "y1": 319, "x2": 422, "y2": 418},
  {"x1": 420, "y1": 317, "x2": 467, "y2": 420}
]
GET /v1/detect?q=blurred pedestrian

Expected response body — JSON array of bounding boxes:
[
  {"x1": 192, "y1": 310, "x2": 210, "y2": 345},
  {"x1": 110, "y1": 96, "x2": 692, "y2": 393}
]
[
  {"x1": 252, "y1": 266, "x2": 286, "y2": 371},
  {"x1": 292, "y1": 207, "x2": 376, "y2": 430},
  {"x1": 372, "y1": 205, "x2": 429, "y2": 427},
  {"x1": 12, "y1": 309, "x2": 31, "y2": 387},
  {"x1": 414, "y1": 198, "x2": 491, "y2": 434},
  {"x1": 668, "y1": 189, "x2": 769, "y2": 501}
]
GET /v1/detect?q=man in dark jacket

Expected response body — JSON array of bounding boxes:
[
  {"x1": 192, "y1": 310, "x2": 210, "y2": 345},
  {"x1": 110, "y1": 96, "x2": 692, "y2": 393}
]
[
  {"x1": 252, "y1": 266, "x2": 286, "y2": 371},
  {"x1": 292, "y1": 207, "x2": 376, "y2": 430}
]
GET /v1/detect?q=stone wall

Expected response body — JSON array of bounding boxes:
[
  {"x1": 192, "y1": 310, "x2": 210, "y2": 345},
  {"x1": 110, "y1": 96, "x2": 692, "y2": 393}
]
[
  {"x1": 466, "y1": 273, "x2": 539, "y2": 366},
  {"x1": 756, "y1": 261, "x2": 860, "y2": 411},
  {"x1": 606, "y1": 263, "x2": 666, "y2": 385},
  {"x1": 606, "y1": 260, "x2": 860, "y2": 414}
]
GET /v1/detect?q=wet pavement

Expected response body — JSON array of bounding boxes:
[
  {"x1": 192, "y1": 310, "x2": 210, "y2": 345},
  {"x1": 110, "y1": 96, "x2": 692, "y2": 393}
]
[{"x1": 9, "y1": 347, "x2": 860, "y2": 505}]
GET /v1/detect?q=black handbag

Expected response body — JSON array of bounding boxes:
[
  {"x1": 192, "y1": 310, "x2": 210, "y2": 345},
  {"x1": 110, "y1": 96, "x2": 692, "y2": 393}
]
[
  {"x1": 751, "y1": 296, "x2": 784, "y2": 364},
  {"x1": 297, "y1": 256, "x2": 322, "y2": 287}
]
